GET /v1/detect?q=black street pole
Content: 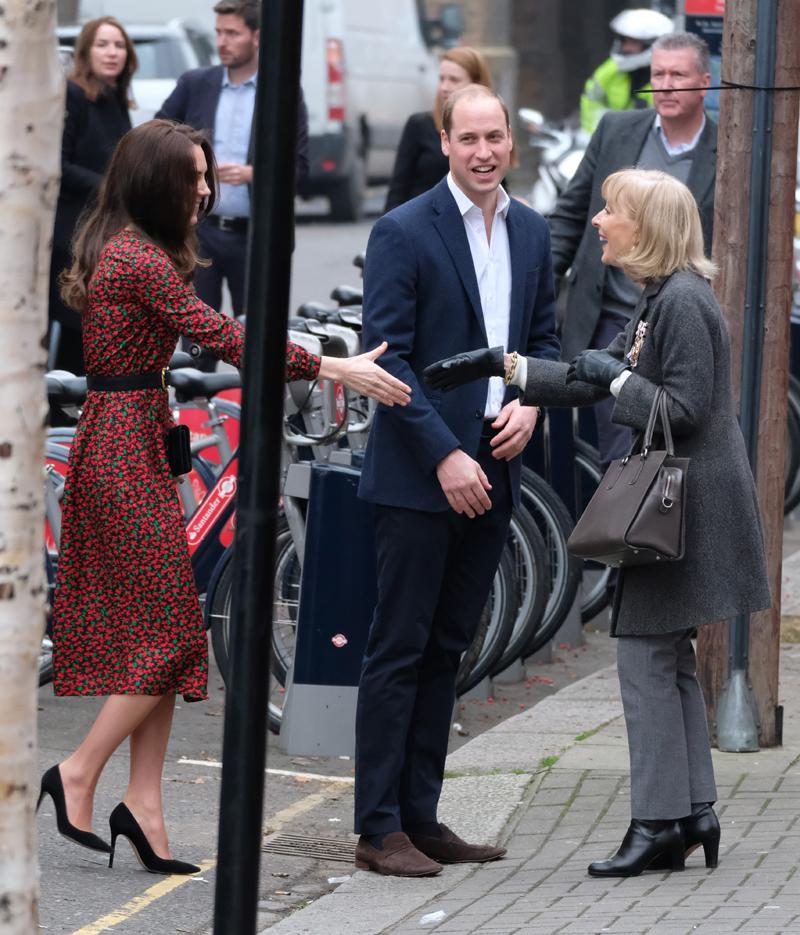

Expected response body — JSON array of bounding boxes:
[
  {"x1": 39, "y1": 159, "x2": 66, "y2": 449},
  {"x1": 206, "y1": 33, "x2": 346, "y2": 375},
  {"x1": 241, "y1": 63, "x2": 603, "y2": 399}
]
[
  {"x1": 716, "y1": 0, "x2": 777, "y2": 753},
  {"x1": 213, "y1": 1, "x2": 305, "y2": 931}
]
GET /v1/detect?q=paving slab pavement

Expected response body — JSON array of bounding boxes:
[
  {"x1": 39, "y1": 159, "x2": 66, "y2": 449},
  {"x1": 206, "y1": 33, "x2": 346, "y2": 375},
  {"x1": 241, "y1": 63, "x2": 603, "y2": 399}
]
[{"x1": 262, "y1": 642, "x2": 800, "y2": 935}]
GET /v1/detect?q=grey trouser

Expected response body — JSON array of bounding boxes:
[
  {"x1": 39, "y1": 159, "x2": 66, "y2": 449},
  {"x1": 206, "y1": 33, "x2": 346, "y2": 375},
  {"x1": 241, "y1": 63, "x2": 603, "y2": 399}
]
[{"x1": 617, "y1": 630, "x2": 717, "y2": 819}]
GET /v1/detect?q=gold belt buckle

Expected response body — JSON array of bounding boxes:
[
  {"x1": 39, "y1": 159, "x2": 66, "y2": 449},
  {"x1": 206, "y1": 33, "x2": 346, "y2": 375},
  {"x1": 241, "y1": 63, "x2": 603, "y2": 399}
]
[{"x1": 160, "y1": 368, "x2": 169, "y2": 390}]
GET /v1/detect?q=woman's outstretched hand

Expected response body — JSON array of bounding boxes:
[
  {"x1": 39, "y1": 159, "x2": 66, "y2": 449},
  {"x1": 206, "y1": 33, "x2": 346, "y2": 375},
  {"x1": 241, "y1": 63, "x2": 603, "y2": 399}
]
[
  {"x1": 318, "y1": 342, "x2": 411, "y2": 406},
  {"x1": 423, "y1": 346, "x2": 505, "y2": 391}
]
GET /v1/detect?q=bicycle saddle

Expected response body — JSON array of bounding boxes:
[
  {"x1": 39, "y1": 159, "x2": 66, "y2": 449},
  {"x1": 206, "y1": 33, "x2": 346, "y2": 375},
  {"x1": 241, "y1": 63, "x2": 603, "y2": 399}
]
[
  {"x1": 169, "y1": 350, "x2": 195, "y2": 370},
  {"x1": 329, "y1": 284, "x2": 363, "y2": 306},
  {"x1": 168, "y1": 368, "x2": 241, "y2": 403},
  {"x1": 338, "y1": 308, "x2": 363, "y2": 331},
  {"x1": 352, "y1": 252, "x2": 365, "y2": 270},
  {"x1": 46, "y1": 371, "x2": 88, "y2": 405},
  {"x1": 297, "y1": 301, "x2": 339, "y2": 323}
]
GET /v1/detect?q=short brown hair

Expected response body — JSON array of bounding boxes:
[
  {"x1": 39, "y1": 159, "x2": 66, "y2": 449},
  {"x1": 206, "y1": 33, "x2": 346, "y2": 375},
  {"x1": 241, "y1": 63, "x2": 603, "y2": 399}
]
[
  {"x1": 601, "y1": 169, "x2": 716, "y2": 282},
  {"x1": 442, "y1": 85, "x2": 510, "y2": 136},
  {"x1": 69, "y1": 16, "x2": 138, "y2": 107},
  {"x1": 213, "y1": 0, "x2": 260, "y2": 31},
  {"x1": 61, "y1": 120, "x2": 217, "y2": 312}
]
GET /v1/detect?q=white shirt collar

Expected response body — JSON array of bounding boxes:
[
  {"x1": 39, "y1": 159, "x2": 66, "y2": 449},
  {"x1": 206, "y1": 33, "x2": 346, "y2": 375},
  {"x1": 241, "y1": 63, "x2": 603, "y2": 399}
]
[
  {"x1": 653, "y1": 113, "x2": 706, "y2": 156},
  {"x1": 446, "y1": 173, "x2": 510, "y2": 220}
]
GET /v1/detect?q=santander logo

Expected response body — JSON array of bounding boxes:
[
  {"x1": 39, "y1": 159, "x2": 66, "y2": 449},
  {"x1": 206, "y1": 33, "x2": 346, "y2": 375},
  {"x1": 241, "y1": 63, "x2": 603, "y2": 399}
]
[{"x1": 186, "y1": 470, "x2": 238, "y2": 551}]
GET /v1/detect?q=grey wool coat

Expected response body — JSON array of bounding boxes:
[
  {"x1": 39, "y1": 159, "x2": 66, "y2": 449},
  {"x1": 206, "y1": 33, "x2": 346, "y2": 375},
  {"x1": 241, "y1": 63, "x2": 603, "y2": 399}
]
[{"x1": 522, "y1": 270, "x2": 772, "y2": 637}]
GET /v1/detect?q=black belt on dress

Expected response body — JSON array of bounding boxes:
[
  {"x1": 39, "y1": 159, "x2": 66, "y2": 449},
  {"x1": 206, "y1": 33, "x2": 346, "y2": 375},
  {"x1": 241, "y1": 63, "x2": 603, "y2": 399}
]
[
  {"x1": 205, "y1": 214, "x2": 249, "y2": 234},
  {"x1": 86, "y1": 370, "x2": 170, "y2": 392}
]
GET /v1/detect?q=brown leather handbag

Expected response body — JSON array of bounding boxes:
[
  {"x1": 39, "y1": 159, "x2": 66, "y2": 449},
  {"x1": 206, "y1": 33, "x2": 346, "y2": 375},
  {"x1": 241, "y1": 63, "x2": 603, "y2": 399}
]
[{"x1": 567, "y1": 388, "x2": 688, "y2": 568}]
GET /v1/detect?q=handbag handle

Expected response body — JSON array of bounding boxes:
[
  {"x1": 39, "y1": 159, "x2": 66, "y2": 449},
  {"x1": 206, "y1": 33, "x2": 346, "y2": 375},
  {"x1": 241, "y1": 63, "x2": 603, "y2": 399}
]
[
  {"x1": 657, "y1": 389, "x2": 675, "y2": 455},
  {"x1": 621, "y1": 386, "x2": 676, "y2": 460},
  {"x1": 642, "y1": 387, "x2": 675, "y2": 457}
]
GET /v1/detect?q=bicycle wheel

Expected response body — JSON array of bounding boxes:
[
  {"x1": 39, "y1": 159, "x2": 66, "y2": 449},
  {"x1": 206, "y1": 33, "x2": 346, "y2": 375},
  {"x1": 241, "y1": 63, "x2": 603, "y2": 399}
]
[
  {"x1": 490, "y1": 504, "x2": 549, "y2": 677},
  {"x1": 208, "y1": 531, "x2": 293, "y2": 735},
  {"x1": 39, "y1": 550, "x2": 55, "y2": 687},
  {"x1": 784, "y1": 375, "x2": 800, "y2": 514},
  {"x1": 519, "y1": 467, "x2": 582, "y2": 656},
  {"x1": 572, "y1": 439, "x2": 613, "y2": 623},
  {"x1": 455, "y1": 545, "x2": 516, "y2": 696}
]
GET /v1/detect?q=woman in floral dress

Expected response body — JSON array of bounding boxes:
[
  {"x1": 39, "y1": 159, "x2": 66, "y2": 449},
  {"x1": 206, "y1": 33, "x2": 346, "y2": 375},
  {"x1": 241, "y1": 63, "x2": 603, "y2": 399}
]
[{"x1": 39, "y1": 119, "x2": 409, "y2": 873}]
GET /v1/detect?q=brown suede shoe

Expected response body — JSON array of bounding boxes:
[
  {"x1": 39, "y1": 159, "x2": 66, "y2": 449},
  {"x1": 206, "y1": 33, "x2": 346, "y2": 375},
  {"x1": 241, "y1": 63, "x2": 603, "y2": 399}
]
[
  {"x1": 408, "y1": 823, "x2": 507, "y2": 864},
  {"x1": 355, "y1": 831, "x2": 443, "y2": 877}
]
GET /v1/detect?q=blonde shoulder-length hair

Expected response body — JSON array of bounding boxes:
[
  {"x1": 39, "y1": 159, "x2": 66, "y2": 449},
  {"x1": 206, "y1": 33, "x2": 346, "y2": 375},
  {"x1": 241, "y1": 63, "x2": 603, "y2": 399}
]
[{"x1": 601, "y1": 169, "x2": 717, "y2": 283}]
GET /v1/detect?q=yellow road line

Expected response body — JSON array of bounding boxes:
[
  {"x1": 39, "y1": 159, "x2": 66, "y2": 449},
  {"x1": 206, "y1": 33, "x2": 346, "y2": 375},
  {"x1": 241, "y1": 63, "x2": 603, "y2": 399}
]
[
  {"x1": 70, "y1": 859, "x2": 216, "y2": 935},
  {"x1": 70, "y1": 786, "x2": 343, "y2": 934}
]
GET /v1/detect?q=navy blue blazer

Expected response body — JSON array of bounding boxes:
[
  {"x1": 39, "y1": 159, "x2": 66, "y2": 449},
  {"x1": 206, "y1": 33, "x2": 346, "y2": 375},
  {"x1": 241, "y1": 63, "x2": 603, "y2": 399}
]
[
  {"x1": 359, "y1": 178, "x2": 561, "y2": 512},
  {"x1": 156, "y1": 65, "x2": 309, "y2": 189}
]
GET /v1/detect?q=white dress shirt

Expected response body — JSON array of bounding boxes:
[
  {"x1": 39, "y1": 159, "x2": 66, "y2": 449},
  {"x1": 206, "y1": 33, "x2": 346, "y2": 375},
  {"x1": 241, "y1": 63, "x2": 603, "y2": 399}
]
[{"x1": 446, "y1": 173, "x2": 512, "y2": 418}]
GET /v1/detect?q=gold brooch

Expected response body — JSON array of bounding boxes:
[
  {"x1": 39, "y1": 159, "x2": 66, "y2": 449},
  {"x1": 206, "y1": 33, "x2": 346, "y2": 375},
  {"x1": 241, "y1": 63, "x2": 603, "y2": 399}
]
[{"x1": 626, "y1": 320, "x2": 648, "y2": 369}]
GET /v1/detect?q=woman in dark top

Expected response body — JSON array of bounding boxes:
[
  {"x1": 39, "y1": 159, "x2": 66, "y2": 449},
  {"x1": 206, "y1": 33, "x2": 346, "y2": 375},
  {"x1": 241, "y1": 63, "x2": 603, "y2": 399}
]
[
  {"x1": 384, "y1": 47, "x2": 492, "y2": 212},
  {"x1": 49, "y1": 16, "x2": 137, "y2": 374}
]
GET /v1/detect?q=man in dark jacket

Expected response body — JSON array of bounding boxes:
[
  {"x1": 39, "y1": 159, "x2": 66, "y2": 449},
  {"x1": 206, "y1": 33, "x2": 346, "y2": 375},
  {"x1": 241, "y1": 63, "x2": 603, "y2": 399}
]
[
  {"x1": 354, "y1": 86, "x2": 559, "y2": 877},
  {"x1": 157, "y1": 0, "x2": 308, "y2": 365},
  {"x1": 551, "y1": 31, "x2": 714, "y2": 465}
]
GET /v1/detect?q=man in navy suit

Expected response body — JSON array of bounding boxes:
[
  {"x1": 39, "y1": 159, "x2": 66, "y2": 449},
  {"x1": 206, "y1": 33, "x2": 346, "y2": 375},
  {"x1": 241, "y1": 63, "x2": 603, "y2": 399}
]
[
  {"x1": 354, "y1": 85, "x2": 560, "y2": 877},
  {"x1": 157, "y1": 0, "x2": 308, "y2": 365}
]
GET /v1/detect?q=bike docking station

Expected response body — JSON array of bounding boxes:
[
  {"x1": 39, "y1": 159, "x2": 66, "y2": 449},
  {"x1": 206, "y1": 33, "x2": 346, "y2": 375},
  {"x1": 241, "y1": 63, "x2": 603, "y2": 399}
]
[{"x1": 277, "y1": 455, "x2": 377, "y2": 757}]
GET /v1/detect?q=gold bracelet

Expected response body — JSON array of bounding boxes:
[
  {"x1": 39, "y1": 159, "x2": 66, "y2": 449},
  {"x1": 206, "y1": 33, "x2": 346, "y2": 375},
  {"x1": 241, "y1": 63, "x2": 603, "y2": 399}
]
[{"x1": 504, "y1": 351, "x2": 518, "y2": 385}]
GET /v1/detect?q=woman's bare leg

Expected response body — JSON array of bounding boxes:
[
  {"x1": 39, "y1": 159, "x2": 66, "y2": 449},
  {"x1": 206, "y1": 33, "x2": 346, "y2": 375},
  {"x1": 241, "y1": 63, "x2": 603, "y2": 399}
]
[
  {"x1": 58, "y1": 694, "x2": 163, "y2": 833},
  {"x1": 124, "y1": 693, "x2": 177, "y2": 858}
]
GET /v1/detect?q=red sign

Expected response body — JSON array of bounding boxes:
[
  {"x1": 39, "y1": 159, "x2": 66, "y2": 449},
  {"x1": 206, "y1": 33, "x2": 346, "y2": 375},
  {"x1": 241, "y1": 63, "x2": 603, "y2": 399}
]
[{"x1": 685, "y1": 0, "x2": 724, "y2": 13}]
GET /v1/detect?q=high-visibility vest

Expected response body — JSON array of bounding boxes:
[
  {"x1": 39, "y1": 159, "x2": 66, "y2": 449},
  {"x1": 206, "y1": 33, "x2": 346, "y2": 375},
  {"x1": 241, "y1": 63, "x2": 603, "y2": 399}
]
[{"x1": 580, "y1": 57, "x2": 653, "y2": 134}]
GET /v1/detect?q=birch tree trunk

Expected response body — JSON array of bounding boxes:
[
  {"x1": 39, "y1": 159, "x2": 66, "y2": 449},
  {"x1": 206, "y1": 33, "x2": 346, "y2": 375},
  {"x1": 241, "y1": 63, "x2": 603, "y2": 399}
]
[{"x1": 0, "y1": 1, "x2": 64, "y2": 931}]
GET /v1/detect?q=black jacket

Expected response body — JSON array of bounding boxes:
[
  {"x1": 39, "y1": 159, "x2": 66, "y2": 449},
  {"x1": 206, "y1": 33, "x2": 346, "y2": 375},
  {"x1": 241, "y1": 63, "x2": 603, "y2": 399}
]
[
  {"x1": 50, "y1": 80, "x2": 131, "y2": 329},
  {"x1": 384, "y1": 112, "x2": 448, "y2": 213}
]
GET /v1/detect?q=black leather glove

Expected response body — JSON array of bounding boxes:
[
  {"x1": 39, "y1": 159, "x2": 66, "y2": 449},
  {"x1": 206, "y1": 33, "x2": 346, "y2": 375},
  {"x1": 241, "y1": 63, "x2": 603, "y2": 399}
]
[
  {"x1": 423, "y1": 346, "x2": 505, "y2": 392},
  {"x1": 565, "y1": 349, "x2": 628, "y2": 387}
]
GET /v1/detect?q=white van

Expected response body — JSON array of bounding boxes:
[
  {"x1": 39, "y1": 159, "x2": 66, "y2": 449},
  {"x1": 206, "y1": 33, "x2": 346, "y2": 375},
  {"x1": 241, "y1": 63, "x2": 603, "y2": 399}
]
[{"x1": 299, "y1": 0, "x2": 462, "y2": 220}]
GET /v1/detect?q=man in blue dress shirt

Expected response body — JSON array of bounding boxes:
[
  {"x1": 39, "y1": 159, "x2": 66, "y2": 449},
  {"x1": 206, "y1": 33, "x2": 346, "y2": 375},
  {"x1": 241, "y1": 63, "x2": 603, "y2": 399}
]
[{"x1": 158, "y1": 0, "x2": 308, "y2": 366}]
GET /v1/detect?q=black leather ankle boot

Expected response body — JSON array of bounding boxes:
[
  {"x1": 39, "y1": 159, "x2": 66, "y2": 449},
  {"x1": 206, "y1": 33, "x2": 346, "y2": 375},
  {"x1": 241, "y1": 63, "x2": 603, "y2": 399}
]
[
  {"x1": 649, "y1": 803, "x2": 720, "y2": 870},
  {"x1": 588, "y1": 819, "x2": 685, "y2": 877}
]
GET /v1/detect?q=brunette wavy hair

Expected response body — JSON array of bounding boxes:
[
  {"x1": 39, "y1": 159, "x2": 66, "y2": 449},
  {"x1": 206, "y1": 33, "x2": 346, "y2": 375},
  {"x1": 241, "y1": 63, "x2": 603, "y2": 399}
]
[
  {"x1": 69, "y1": 16, "x2": 138, "y2": 107},
  {"x1": 61, "y1": 120, "x2": 216, "y2": 313}
]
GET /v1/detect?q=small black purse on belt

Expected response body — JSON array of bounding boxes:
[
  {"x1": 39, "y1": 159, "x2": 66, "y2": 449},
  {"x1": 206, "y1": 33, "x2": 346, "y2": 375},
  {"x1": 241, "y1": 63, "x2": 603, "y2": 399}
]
[{"x1": 165, "y1": 424, "x2": 192, "y2": 477}]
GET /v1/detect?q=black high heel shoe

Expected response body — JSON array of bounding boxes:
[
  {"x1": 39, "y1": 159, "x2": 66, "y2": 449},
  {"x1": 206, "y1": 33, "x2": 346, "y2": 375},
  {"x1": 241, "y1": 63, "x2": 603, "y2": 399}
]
[
  {"x1": 108, "y1": 802, "x2": 200, "y2": 875},
  {"x1": 649, "y1": 803, "x2": 720, "y2": 870},
  {"x1": 37, "y1": 765, "x2": 111, "y2": 854},
  {"x1": 588, "y1": 819, "x2": 685, "y2": 877}
]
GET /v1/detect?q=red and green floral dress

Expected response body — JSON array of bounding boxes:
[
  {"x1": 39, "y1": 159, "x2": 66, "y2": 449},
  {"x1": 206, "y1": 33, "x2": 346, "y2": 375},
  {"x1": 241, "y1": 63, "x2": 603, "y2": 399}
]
[{"x1": 52, "y1": 229, "x2": 320, "y2": 702}]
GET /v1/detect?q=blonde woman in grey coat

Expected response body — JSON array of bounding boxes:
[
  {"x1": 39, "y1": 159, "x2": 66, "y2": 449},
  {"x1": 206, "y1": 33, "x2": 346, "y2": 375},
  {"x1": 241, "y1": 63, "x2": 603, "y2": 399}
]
[{"x1": 423, "y1": 168, "x2": 771, "y2": 878}]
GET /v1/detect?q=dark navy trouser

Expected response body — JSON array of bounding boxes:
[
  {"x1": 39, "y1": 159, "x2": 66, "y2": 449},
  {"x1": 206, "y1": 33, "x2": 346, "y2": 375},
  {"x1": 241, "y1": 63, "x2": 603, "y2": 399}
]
[
  {"x1": 186, "y1": 222, "x2": 248, "y2": 371},
  {"x1": 354, "y1": 434, "x2": 512, "y2": 835}
]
